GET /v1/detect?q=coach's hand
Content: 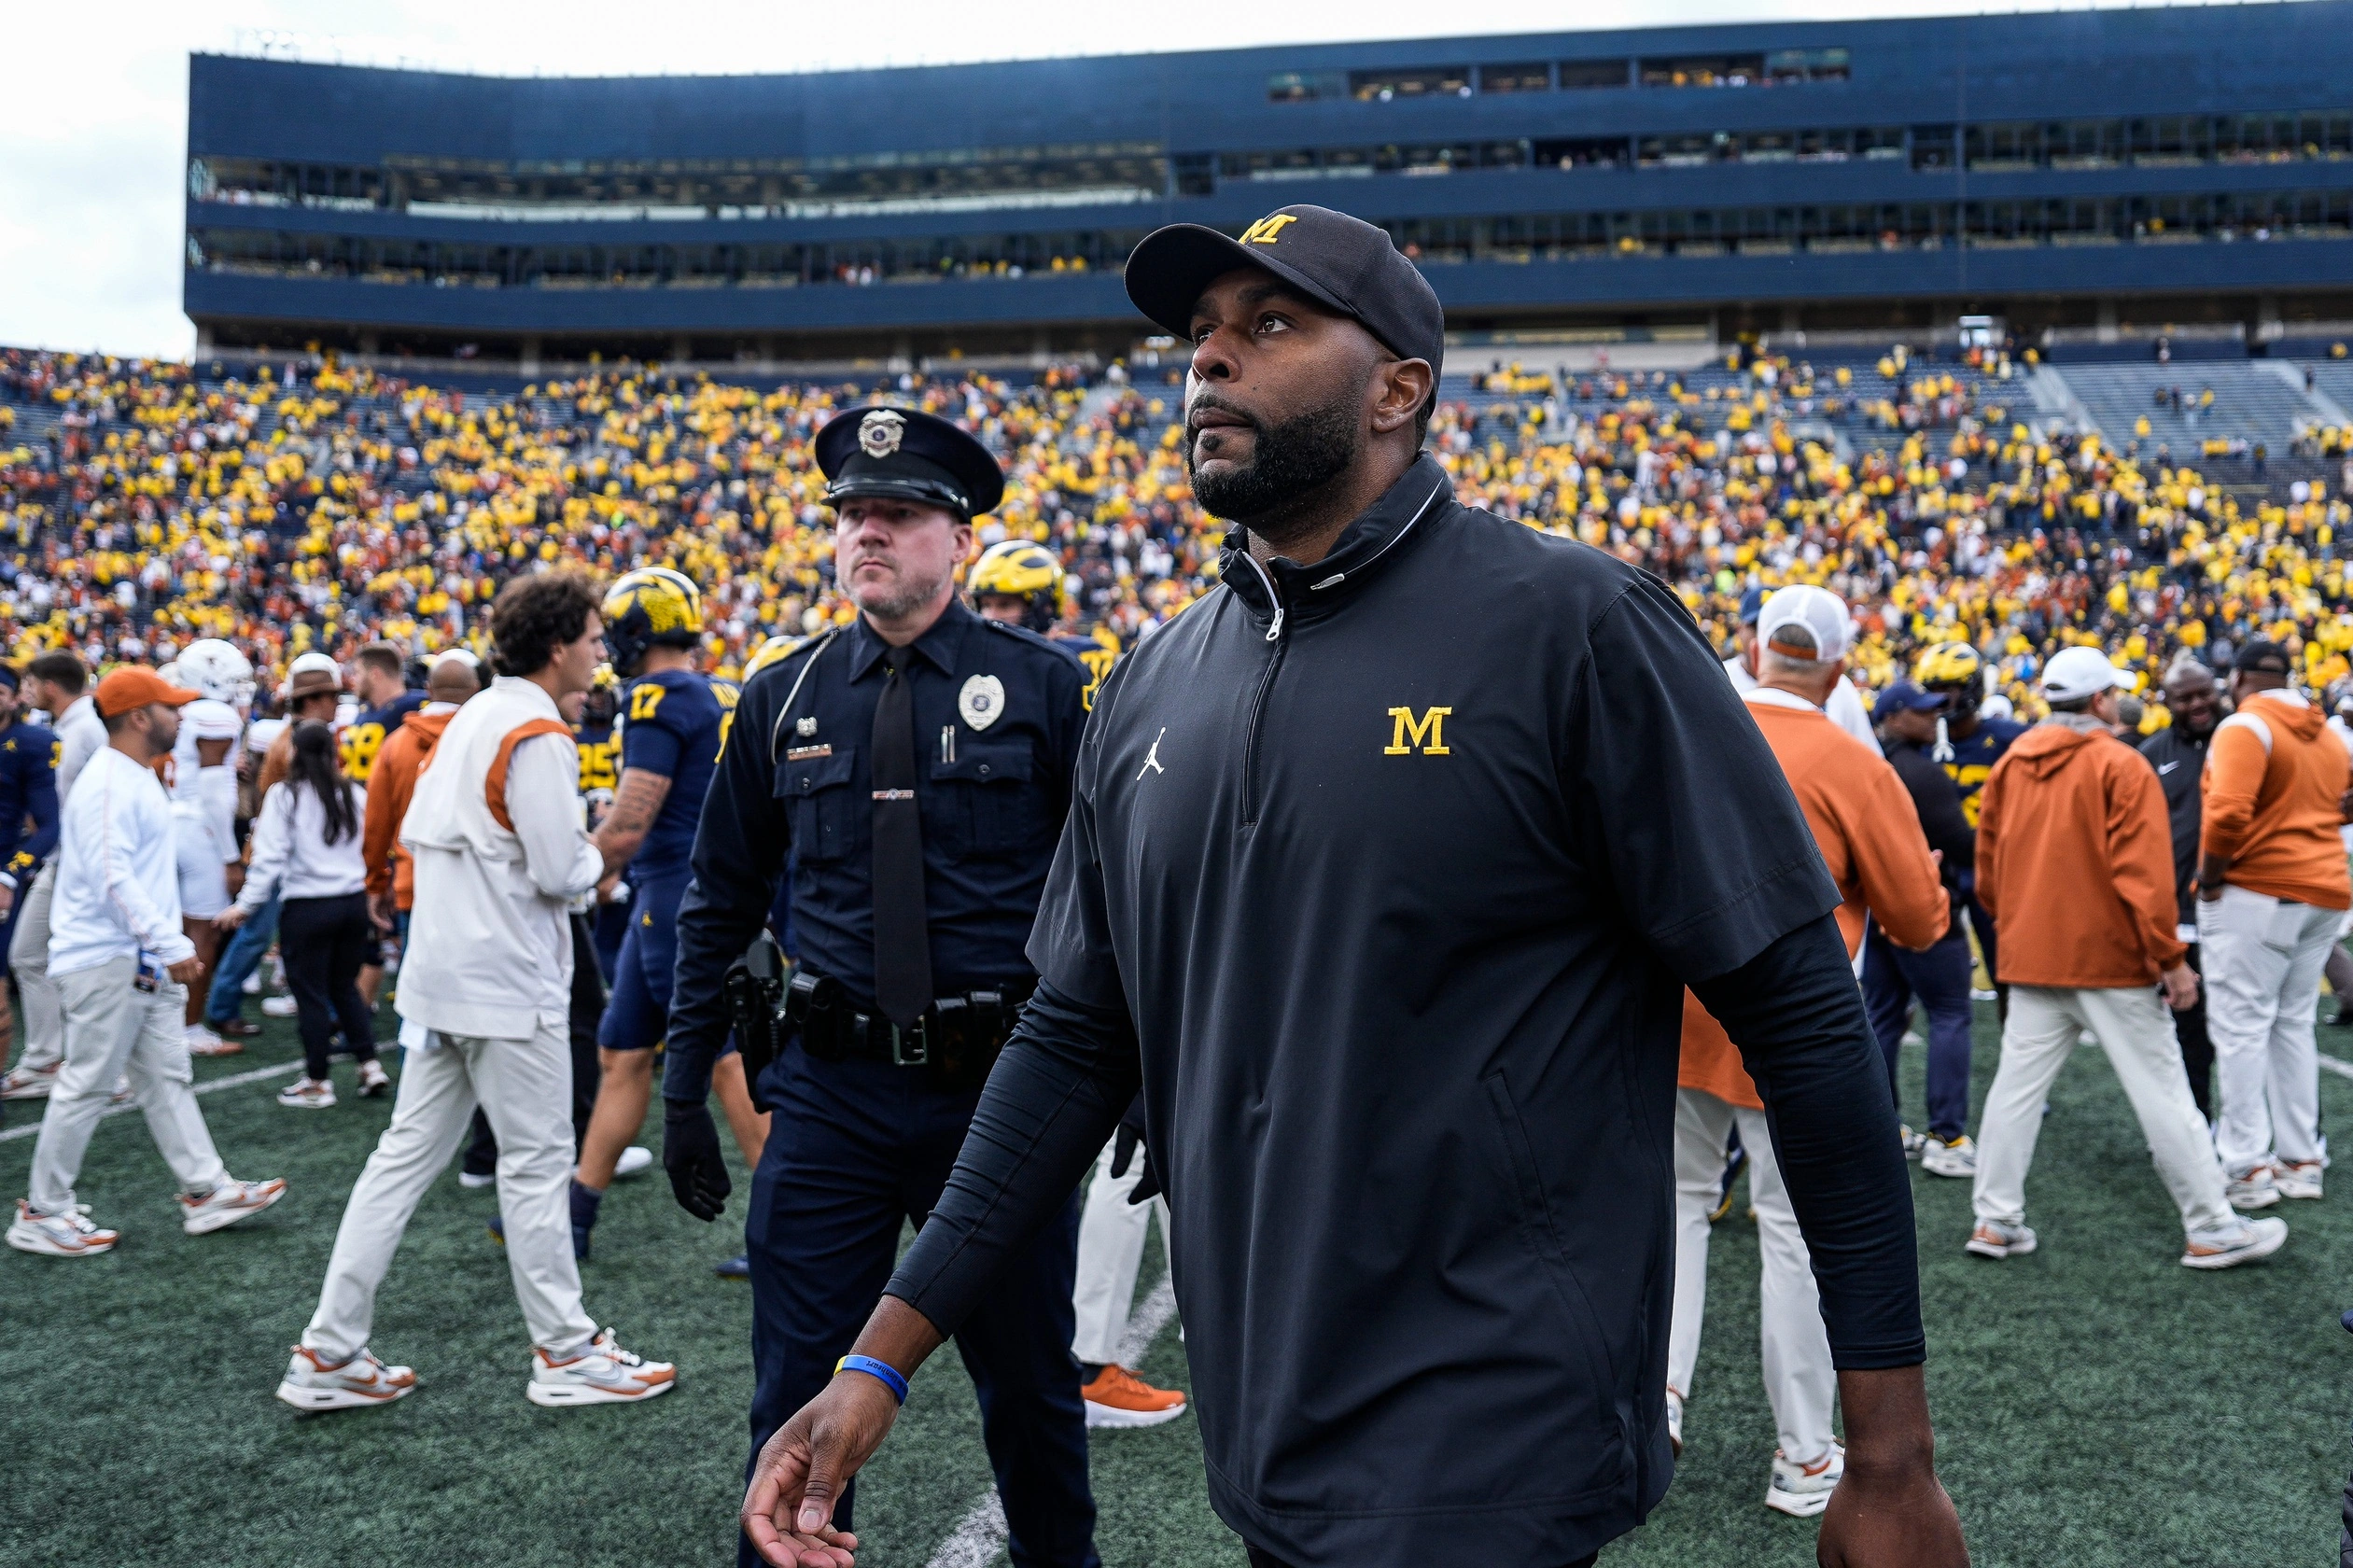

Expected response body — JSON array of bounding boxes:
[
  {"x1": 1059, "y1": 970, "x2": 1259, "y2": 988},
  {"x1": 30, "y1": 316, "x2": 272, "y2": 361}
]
[
  {"x1": 744, "y1": 1297, "x2": 947, "y2": 1568},
  {"x1": 663, "y1": 1098, "x2": 732, "y2": 1221},
  {"x1": 1817, "y1": 1366, "x2": 1968, "y2": 1567}
]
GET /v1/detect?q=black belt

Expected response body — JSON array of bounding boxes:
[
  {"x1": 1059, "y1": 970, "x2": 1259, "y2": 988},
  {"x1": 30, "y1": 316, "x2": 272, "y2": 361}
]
[{"x1": 787, "y1": 969, "x2": 1035, "y2": 1088}]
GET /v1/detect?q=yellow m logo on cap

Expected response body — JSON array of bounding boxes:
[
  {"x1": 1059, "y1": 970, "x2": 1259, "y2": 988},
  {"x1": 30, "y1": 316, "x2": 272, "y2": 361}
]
[{"x1": 1240, "y1": 215, "x2": 1298, "y2": 246}]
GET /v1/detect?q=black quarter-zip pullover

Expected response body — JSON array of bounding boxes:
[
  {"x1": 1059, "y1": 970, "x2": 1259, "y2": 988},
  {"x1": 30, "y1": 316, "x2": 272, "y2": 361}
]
[{"x1": 892, "y1": 454, "x2": 1923, "y2": 1567}]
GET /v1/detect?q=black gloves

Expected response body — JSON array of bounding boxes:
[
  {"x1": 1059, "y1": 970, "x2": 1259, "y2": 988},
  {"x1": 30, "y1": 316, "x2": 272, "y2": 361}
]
[{"x1": 663, "y1": 1098, "x2": 732, "y2": 1221}]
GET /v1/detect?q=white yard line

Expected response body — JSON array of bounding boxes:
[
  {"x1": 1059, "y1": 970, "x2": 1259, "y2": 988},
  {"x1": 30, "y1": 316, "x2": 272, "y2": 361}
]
[
  {"x1": 2318, "y1": 1053, "x2": 2353, "y2": 1083},
  {"x1": 923, "y1": 1491, "x2": 1011, "y2": 1568},
  {"x1": 0, "y1": 1057, "x2": 304, "y2": 1143},
  {"x1": 1114, "y1": 1271, "x2": 1179, "y2": 1368},
  {"x1": 922, "y1": 1267, "x2": 1181, "y2": 1568}
]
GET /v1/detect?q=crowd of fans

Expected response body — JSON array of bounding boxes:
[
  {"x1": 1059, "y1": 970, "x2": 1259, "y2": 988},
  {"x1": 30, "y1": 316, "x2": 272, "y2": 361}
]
[{"x1": 6, "y1": 341, "x2": 2353, "y2": 725}]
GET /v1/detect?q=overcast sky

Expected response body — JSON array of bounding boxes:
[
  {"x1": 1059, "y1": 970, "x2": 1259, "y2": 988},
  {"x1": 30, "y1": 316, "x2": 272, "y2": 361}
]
[{"x1": 0, "y1": 0, "x2": 2248, "y2": 360}]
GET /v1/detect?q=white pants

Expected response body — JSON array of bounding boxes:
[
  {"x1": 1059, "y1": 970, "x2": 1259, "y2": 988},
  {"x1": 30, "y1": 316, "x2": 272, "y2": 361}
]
[
  {"x1": 9, "y1": 862, "x2": 63, "y2": 1075},
  {"x1": 1974, "y1": 984, "x2": 2232, "y2": 1235},
  {"x1": 1071, "y1": 1136, "x2": 1171, "y2": 1366},
  {"x1": 303, "y1": 1022, "x2": 596, "y2": 1363},
  {"x1": 1666, "y1": 1087, "x2": 1836, "y2": 1466},
  {"x1": 2198, "y1": 885, "x2": 2336, "y2": 1176},
  {"x1": 26, "y1": 956, "x2": 226, "y2": 1212}
]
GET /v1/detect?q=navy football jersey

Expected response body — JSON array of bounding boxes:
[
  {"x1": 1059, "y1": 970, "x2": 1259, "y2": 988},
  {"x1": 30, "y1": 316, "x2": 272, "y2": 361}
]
[
  {"x1": 616, "y1": 669, "x2": 735, "y2": 881},
  {"x1": 341, "y1": 690, "x2": 427, "y2": 783}
]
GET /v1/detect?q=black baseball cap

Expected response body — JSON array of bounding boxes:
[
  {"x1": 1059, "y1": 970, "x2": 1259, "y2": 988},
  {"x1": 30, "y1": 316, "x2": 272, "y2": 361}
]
[
  {"x1": 2233, "y1": 637, "x2": 2293, "y2": 677},
  {"x1": 815, "y1": 405, "x2": 1005, "y2": 519},
  {"x1": 1123, "y1": 205, "x2": 1446, "y2": 380}
]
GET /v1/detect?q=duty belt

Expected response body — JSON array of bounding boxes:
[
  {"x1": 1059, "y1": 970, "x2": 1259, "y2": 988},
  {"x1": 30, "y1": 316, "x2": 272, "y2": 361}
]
[{"x1": 787, "y1": 968, "x2": 1036, "y2": 1089}]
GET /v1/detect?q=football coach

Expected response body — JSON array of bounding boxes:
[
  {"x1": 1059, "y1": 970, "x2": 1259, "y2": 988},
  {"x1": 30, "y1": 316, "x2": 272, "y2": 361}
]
[{"x1": 740, "y1": 204, "x2": 1970, "y2": 1568}]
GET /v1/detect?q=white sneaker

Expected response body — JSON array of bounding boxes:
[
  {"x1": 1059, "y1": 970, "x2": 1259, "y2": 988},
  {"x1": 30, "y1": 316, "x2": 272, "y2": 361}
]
[
  {"x1": 2275, "y1": 1159, "x2": 2324, "y2": 1200},
  {"x1": 5, "y1": 1198, "x2": 118, "y2": 1256},
  {"x1": 1966, "y1": 1220, "x2": 2038, "y2": 1259},
  {"x1": 179, "y1": 1176, "x2": 287, "y2": 1235},
  {"x1": 457, "y1": 1170, "x2": 497, "y2": 1190},
  {"x1": 276, "y1": 1344, "x2": 417, "y2": 1411},
  {"x1": 525, "y1": 1327, "x2": 676, "y2": 1407},
  {"x1": 242, "y1": 971, "x2": 261, "y2": 995},
  {"x1": 1765, "y1": 1441, "x2": 1844, "y2": 1517},
  {"x1": 1665, "y1": 1387, "x2": 1685, "y2": 1457},
  {"x1": 1898, "y1": 1124, "x2": 1927, "y2": 1160},
  {"x1": 2181, "y1": 1214, "x2": 2289, "y2": 1269},
  {"x1": 2225, "y1": 1165, "x2": 2282, "y2": 1210},
  {"x1": 613, "y1": 1145, "x2": 653, "y2": 1181},
  {"x1": 277, "y1": 1078, "x2": 336, "y2": 1110},
  {"x1": 0, "y1": 1062, "x2": 59, "y2": 1099},
  {"x1": 356, "y1": 1059, "x2": 391, "y2": 1099},
  {"x1": 261, "y1": 996, "x2": 300, "y2": 1018},
  {"x1": 1921, "y1": 1134, "x2": 1978, "y2": 1179},
  {"x1": 185, "y1": 1024, "x2": 241, "y2": 1057}
]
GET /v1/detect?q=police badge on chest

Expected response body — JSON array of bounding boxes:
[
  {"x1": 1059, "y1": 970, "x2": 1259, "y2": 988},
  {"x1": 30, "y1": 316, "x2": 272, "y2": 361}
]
[{"x1": 959, "y1": 675, "x2": 1005, "y2": 731}]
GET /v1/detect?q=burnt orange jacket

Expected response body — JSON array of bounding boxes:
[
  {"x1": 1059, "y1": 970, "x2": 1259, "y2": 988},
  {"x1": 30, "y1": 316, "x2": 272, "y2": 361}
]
[
  {"x1": 1681, "y1": 694, "x2": 1951, "y2": 1110},
  {"x1": 361, "y1": 707, "x2": 456, "y2": 910},
  {"x1": 2200, "y1": 691, "x2": 2351, "y2": 911},
  {"x1": 1979, "y1": 719, "x2": 2185, "y2": 987}
]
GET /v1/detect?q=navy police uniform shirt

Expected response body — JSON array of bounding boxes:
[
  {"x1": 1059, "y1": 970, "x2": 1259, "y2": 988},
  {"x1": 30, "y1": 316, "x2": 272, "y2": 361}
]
[
  {"x1": 615, "y1": 668, "x2": 735, "y2": 885},
  {"x1": 341, "y1": 690, "x2": 427, "y2": 783},
  {"x1": 893, "y1": 455, "x2": 1919, "y2": 1568},
  {"x1": 665, "y1": 596, "x2": 1087, "y2": 1101}
]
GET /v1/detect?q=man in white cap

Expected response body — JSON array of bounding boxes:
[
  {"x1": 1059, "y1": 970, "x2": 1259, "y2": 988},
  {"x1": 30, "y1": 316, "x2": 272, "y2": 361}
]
[
  {"x1": 1727, "y1": 585, "x2": 1878, "y2": 748},
  {"x1": 1673, "y1": 584, "x2": 1950, "y2": 1517},
  {"x1": 1968, "y1": 646, "x2": 2285, "y2": 1269},
  {"x1": 175, "y1": 699, "x2": 248, "y2": 1055}
]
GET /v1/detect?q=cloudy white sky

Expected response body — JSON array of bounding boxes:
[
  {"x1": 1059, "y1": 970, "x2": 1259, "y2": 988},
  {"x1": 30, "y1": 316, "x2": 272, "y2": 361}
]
[{"x1": 0, "y1": 1, "x2": 2241, "y2": 360}]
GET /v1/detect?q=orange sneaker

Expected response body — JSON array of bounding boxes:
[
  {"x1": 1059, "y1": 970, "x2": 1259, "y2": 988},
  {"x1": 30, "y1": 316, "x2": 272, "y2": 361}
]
[{"x1": 1080, "y1": 1364, "x2": 1188, "y2": 1429}]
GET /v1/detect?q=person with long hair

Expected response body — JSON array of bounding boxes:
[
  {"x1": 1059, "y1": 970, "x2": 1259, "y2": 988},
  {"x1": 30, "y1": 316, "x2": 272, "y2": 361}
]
[{"x1": 219, "y1": 719, "x2": 385, "y2": 1108}]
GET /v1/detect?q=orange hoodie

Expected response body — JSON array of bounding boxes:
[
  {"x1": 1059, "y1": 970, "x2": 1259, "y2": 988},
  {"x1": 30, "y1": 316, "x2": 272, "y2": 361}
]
[
  {"x1": 2199, "y1": 690, "x2": 2351, "y2": 911},
  {"x1": 1978, "y1": 718, "x2": 2184, "y2": 988},
  {"x1": 1680, "y1": 694, "x2": 1951, "y2": 1110},
  {"x1": 361, "y1": 707, "x2": 455, "y2": 910}
]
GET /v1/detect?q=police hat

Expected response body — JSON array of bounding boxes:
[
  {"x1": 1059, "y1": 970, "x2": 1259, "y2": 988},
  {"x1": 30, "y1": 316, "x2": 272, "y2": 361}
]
[
  {"x1": 1123, "y1": 204, "x2": 1446, "y2": 379},
  {"x1": 815, "y1": 406, "x2": 1004, "y2": 520}
]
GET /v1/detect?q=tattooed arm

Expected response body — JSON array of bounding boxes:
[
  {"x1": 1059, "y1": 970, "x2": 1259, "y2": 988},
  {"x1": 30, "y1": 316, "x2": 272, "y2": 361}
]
[{"x1": 593, "y1": 766, "x2": 673, "y2": 880}]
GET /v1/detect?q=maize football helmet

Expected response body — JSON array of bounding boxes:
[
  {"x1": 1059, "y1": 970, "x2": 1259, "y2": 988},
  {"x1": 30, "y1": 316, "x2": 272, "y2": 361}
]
[
  {"x1": 968, "y1": 540, "x2": 1062, "y2": 633},
  {"x1": 601, "y1": 567, "x2": 704, "y2": 678}
]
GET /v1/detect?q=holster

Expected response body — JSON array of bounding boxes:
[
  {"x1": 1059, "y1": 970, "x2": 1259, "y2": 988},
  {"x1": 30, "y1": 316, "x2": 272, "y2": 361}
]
[{"x1": 723, "y1": 934, "x2": 791, "y2": 1105}]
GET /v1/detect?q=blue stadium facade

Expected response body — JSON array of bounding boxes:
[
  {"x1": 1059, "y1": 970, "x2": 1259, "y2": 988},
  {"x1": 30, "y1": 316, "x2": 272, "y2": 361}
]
[{"x1": 185, "y1": 3, "x2": 2353, "y2": 367}]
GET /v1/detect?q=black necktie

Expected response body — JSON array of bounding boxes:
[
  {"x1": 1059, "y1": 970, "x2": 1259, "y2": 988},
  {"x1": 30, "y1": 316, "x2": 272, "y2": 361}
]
[{"x1": 870, "y1": 659, "x2": 932, "y2": 1029}]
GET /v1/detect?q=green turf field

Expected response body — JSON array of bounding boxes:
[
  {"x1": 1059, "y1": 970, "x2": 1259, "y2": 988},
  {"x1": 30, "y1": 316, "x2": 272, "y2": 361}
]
[{"x1": 0, "y1": 1000, "x2": 2346, "y2": 1568}]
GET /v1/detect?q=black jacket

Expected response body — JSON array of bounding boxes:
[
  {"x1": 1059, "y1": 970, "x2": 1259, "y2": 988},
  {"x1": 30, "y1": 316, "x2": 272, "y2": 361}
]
[
  {"x1": 1883, "y1": 736, "x2": 1976, "y2": 913},
  {"x1": 2138, "y1": 723, "x2": 2208, "y2": 927},
  {"x1": 890, "y1": 455, "x2": 1924, "y2": 1567}
]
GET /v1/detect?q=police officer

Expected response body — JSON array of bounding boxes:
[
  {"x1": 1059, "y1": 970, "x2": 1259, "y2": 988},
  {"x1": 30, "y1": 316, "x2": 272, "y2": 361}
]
[{"x1": 663, "y1": 405, "x2": 1098, "y2": 1568}]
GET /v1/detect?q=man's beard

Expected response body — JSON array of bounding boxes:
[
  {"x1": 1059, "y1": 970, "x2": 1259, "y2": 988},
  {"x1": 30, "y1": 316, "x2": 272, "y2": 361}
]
[
  {"x1": 850, "y1": 561, "x2": 949, "y2": 622},
  {"x1": 1185, "y1": 393, "x2": 1360, "y2": 527}
]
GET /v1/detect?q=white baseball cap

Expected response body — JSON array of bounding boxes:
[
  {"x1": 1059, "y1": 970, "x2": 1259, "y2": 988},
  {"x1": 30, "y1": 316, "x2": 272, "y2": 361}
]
[
  {"x1": 2041, "y1": 646, "x2": 2130, "y2": 703},
  {"x1": 432, "y1": 648, "x2": 482, "y2": 670},
  {"x1": 1758, "y1": 585, "x2": 1851, "y2": 663}
]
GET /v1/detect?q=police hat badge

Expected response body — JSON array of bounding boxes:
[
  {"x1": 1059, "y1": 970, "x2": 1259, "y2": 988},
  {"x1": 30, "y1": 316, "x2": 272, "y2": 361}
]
[
  {"x1": 859, "y1": 410, "x2": 906, "y2": 459},
  {"x1": 959, "y1": 674, "x2": 1005, "y2": 732}
]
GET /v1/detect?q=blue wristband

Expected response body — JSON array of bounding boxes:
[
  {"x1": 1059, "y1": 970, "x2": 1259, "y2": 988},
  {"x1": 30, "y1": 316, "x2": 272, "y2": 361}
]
[{"x1": 834, "y1": 1353, "x2": 908, "y2": 1405}]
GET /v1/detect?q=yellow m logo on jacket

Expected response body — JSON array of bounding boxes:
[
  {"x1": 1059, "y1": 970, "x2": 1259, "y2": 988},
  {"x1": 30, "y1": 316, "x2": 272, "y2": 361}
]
[{"x1": 1385, "y1": 707, "x2": 1452, "y2": 756}]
